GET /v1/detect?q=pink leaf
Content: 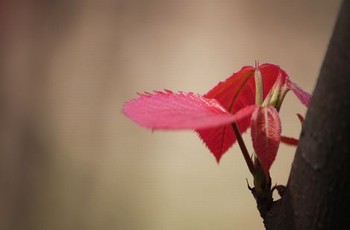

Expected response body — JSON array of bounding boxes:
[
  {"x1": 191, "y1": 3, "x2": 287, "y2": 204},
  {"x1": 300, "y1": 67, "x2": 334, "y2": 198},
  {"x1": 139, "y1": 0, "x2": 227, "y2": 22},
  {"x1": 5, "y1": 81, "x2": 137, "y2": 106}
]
[
  {"x1": 122, "y1": 90, "x2": 255, "y2": 130},
  {"x1": 287, "y1": 80, "x2": 311, "y2": 107},
  {"x1": 251, "y1": 106, "x2": 281, "y2": 172}
]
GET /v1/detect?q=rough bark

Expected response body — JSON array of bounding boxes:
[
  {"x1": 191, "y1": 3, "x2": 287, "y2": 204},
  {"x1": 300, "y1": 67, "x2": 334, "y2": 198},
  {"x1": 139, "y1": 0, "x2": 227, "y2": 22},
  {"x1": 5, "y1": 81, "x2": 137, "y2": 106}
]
[{"x1": 265, "y1": 1, "x2": 350, "y2": 229}]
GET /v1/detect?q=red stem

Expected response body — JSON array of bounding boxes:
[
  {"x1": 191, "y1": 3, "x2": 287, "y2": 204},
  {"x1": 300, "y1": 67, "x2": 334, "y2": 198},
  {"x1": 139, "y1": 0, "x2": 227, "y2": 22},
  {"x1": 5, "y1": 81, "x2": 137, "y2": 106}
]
[{"x1": 231, "y1": 123, "x2": 255, "y2": 175}]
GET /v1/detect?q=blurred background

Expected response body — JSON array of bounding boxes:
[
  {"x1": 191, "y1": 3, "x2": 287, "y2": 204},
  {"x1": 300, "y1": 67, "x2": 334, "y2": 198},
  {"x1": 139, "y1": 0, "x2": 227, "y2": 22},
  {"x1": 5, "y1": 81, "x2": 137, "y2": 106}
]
[{"x1": 0, "y1": 0, "x2": 341, "y2": 229}]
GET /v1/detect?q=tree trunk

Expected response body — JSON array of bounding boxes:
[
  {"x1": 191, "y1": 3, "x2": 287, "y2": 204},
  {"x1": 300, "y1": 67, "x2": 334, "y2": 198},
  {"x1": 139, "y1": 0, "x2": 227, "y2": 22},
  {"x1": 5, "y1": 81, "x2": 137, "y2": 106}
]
[{"x1": 265, "y1": 1, "x2": 350, "y2": 229}]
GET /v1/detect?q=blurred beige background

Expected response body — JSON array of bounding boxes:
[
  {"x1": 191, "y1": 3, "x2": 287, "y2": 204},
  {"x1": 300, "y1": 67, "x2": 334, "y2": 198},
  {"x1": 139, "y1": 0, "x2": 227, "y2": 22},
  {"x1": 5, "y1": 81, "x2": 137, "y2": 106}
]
[{"x1": 0, "y1": 0, "x2": 341, "y2": 229}]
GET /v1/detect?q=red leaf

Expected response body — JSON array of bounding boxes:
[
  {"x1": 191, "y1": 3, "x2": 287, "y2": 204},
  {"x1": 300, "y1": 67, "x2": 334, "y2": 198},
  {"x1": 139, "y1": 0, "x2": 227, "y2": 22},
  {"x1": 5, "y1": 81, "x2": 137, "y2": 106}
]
[
  {"x1": 122, "y1": 90, "x2": 255, "y2": 130},
  {"x1": 199, "y1": 64, "x2": 286, "y2": 161},
  {"x1": 280, "y1": 136, "x2": 299, "y2": 146},
  {"x1": 196, "y1": 124, "x2": 235, "y2": 163},
  {"x1": 251, "y1": 106, "x2": 281, "y2": 172},
  {"x1": 204, "y1": 64, "x2": 287, "y2": 113},
  {"x1": 205, "y1": 66, "x2": 255, "y2": 114}
]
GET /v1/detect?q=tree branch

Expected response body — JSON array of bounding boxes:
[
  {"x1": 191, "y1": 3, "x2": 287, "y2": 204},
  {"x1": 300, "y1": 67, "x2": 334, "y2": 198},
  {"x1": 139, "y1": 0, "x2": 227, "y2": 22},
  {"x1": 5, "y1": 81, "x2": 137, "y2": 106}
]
[{"x1": 264, "y1": 1, "x2": 350, "y2": 229}]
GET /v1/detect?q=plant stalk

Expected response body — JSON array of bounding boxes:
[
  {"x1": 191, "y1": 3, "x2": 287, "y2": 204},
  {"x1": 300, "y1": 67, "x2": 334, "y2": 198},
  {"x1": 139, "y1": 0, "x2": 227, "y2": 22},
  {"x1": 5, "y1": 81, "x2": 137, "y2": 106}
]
[{"x1": 231, "y1": 123, "x2": 255, "y2": 175}]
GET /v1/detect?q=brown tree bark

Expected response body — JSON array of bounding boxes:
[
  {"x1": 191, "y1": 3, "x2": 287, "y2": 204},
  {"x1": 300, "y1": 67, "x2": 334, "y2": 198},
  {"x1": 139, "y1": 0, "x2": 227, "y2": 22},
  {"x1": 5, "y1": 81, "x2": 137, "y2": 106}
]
[{"x1": 264, "y1": 1, "x2": 350, "y2": 229}]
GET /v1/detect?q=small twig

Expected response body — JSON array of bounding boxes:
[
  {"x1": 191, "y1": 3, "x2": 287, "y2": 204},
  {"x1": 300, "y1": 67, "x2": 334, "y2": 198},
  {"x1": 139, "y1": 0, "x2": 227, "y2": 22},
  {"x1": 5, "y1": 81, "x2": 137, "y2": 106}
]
[{"x1": 231, "y1": 123, "x2": 255, "y2": 175}]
